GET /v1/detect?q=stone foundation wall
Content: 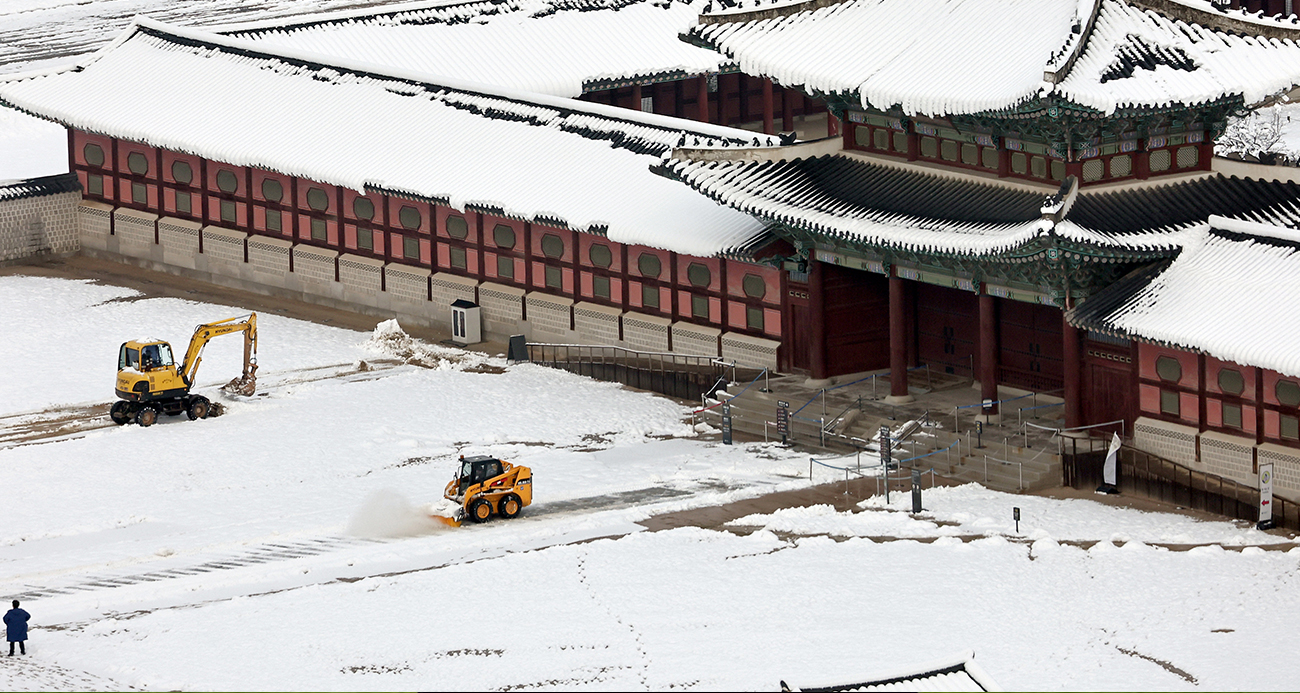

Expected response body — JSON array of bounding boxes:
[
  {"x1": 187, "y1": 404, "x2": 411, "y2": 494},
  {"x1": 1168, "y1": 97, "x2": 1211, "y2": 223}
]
[
  {"x1": 66, "y1": 201, "x2": 786, "y2": 369},
  {"x1": 574, "y1": 302, "x2": 621, "y2": 346},
  {"x1": 78, "y1": 201, "x2": 113, "y2": 252},
  {"x1": 1133, "y1": 417, "x2": 1199, "y2": 469},
  {"x1": 479, "y1": 282, "x2": 525, "y2": 335},
  {"x1": 386, "y1": 264, "x2": 430, "y2": 307},
  {"x1": 623, "y1": 312, "x2": 671, "y2": 353},
  {"x1": 111, "y1": 207, "x2": 157, "y2": 259},
  {"x1": 721, "y1": 332, "x2": 779, "y2": 370},
  {"x1": 0, "y1": 182, "x2": 80, "y2": 262},
  {"x1": 159, "y1": 217, "x2": 201, "y2": 270},
  {"x1": 1199, "y1": 430, "x2": 1255, "y2": 486},
  {"x1": 672, "y1": 322, "x2": 721, "y2": 357},
  {"x1": 526, "y1": 292, "x2": 573, "y2": 341}
]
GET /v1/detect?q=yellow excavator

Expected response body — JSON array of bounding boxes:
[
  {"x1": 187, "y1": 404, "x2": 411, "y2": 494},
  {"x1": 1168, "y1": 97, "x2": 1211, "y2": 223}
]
[
  {"x1": 109, "y1": 313, "x2": 258, "y2": 427},
  {"x1": 435, "y1": 455, "x2": 533, "y2": 527}
]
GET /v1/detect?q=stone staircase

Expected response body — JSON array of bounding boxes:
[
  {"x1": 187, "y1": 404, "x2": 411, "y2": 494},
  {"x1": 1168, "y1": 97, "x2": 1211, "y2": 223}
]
[{"x1": 699, "y1": 372, "x2": 1065, "y2": 493}]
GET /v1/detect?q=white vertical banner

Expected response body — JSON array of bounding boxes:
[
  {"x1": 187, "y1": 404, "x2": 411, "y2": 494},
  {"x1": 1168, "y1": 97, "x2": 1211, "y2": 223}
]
[
  {"x1": 1259, "y1": 462, "x2": 1274, "y2": 525},
  {"x1": 1103, "y1": 432, "x2": 1121, "y2": 486}
]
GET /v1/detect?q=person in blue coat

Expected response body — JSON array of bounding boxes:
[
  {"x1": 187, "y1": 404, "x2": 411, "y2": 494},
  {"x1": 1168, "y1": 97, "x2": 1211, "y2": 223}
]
[{"x1": 4, "y1": 600, "x2": 29, "y2": 656}]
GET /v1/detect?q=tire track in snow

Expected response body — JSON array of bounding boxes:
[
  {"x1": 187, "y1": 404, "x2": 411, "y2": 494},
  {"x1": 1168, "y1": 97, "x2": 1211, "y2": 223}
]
[
  {"x1": 0, "y1": 358, "x2": 406, "y2": 450},
  {"x1": 8, "y1": 535, "x2": 385, "y2": 603}
]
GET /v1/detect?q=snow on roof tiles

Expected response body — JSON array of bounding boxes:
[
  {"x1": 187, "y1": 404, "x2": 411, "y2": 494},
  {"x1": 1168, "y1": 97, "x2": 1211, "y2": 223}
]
[
  {"x1": 691, "y1": 0, "x2": 1085, "y2": 116},
  {"x1": 662, "y1": 155, "x2": 1195, "y2": 256},
  {"x1": 691, "y1": 0, "x2": 1300, "y2": 117},
  {"x1": 1058, "y1": 0, "x2": 1300, "y2": 114},
  {"x1": 1079, "y1": 222, "x2": 1300, "y2": 377},
  {"x1": 223, "y1": 0, "x2": 731, "y2": 98},
  {"x1": 0, "y1": 19, "x2": 775, "y2": 257},
  {"x1": 786, "y1": 651, "x2": 1001, "y2": 692},
  {"x1": 0, "y1": 172, "x2": 79, "y2": 201}
]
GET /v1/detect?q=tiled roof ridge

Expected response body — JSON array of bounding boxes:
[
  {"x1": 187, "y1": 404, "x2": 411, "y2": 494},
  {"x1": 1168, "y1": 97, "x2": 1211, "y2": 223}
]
[
  {"x1": 1131, "y1": 0, "x2": 1300, "y2": 39},
  {"x1": 697, "y1": 0, "x2": 849, "y2": 26},
  {"x1": 0, "y1": 173, "x2": 81, "y2": 202},
  {"x1": 78, "y1": 18, "x2": 777, "y2": 151},
  {"x1": 212, "y1": 0, "x2": 508, "y2": 35},
  {"x1": 215, "y1": 0, "x2": 680, "y2": 37}
]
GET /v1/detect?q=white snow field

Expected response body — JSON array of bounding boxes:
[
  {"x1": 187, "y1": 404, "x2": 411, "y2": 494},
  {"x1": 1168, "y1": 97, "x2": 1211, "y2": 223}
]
[{"x1": 0, "y1": 275, "x2": 1298, "y2": 691}]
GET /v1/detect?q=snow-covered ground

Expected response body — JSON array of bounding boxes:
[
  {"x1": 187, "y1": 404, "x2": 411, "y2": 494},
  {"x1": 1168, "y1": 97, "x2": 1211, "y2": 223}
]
[{"x1": 0, "y1": 275, "x2": 1298, "y2": 691}]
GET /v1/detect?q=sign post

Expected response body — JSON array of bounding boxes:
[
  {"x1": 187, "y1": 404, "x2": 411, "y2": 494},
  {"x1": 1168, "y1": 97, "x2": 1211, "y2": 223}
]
[
  {"x1": 1259, "y1": 462, "x2": 1275, "y2": 530},
  {"x1": 975, "y1": 420, "x2": 984, "y2": 449},
  {"x1": 1013, "y1": 506, "x2": 1021, "y2": 533},
  {"x1": 777, "y1": 400, "x2": 790, "y2": 446},
  {"x1": 721, "y1": 400, "x2": 733, "y2": 446},
  {"x1": 911, "y1": 468, "x2": 922, "y2": 513},
  {"x1": 880, "y1": 425, "x2": 893, "y2": 505}
]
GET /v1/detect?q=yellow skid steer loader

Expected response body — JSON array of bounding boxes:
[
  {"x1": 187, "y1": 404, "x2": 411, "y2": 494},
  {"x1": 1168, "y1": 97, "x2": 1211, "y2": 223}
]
[{"x1": 434, "y1": 455, "x2": 532, "y2": 527}]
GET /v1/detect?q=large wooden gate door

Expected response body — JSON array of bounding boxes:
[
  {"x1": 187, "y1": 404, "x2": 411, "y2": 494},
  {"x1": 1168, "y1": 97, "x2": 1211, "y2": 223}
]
[
  {"x1": 999, "y1": 300, "x2": 1064, "y2": 391},
  {"x1": 823, "y1": 263, "x2": 889, "y2": 376},
  {"x1": 1082, "y1": 338, "x2": 1137, "y2": 428},
  {"x1": 915, "y1": 283, "x2": 978, "y2": 377}
]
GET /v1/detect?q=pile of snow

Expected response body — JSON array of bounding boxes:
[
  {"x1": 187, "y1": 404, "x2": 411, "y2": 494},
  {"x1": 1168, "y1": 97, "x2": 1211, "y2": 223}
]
[
  {"x1": 361, "y1": 319, "x2": 492, "y2": 371},
  {"x1": 729, "y1": 483, "x2": 1295, "y2": 546}
]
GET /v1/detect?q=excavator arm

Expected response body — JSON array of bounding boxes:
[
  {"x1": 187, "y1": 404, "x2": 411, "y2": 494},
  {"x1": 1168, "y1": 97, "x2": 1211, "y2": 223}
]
[{"x1": 177, "y1": 313, "x2": 258, "y2": 394}]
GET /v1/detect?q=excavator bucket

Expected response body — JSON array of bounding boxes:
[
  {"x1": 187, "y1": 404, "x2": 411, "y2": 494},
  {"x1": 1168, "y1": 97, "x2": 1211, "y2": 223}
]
[{"x1": 222, "y1": 365, "x2": 258, "y2": 396}]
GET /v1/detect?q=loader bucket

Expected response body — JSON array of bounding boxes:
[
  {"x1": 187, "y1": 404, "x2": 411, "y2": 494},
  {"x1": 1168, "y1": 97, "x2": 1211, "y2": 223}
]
[
  {"x1": 432, "y1": 514, "x2": 462, "y2": 528},
  {"x1": 431, "y1": 508, "x2": 463, "y2": 528}
]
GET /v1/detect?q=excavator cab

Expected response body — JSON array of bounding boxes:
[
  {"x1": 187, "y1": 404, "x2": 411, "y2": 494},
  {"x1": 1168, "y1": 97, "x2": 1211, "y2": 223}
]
[{"x1": 116, "y1": 340, "x2": 188, "y2": 402}]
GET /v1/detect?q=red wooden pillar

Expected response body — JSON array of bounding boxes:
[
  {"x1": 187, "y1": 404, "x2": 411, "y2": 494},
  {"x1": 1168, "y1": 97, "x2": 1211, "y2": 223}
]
[
  {"x1": 828, "y1": 107, "x2": 841, "y2": 137},
  {"x1": 888, "y1": 274, "x2": 913, "y2": 402},
  {"x1": 762, "y1": 79, "x2": 774, "y2": 135},
  {"x1": 979, "y1": 293, "x2": 999, "y2": 415},
  {"x1": 1134, "y1": 142, "x2": 1150, "y2": 180},
  {"x1": 1063, "y1": 313, "x2": 1082, "y2": 428},
  {"x1": 781, "y1": 87, "x2": 794, "y2": 132},
  {"x1": 632, "y1": 84, "x2": 643, "y2": 112},
  {"x1": 809, "y1": 259, "x2": 828, "y2": 380},
  {"x1": 697, "y1": 76, "x2": 710, "y2": 123}
]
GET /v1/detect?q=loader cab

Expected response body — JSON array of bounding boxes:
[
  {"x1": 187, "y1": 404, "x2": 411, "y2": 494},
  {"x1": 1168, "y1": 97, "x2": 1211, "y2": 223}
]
[{"x1": 457, "y1": 455, "x2": 504, "y2": 495}]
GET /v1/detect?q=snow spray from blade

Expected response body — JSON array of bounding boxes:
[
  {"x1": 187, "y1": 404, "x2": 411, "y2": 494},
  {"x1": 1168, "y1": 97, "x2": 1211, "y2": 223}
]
[{"x1": 347, "y1": 488, "x2": 451, "y2": 538}]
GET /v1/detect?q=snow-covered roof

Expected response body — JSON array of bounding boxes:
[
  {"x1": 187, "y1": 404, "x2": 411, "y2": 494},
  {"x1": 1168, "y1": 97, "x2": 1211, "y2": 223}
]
[
  {"x1": 659, "y1": 154, "x2": 1204, "y2": 256},
  {"x1": 220, "y1": 0, "x2": 732, "y2": 99},
  {"x1": 783, "y1": 651, "x2": 1001, "y2": 692},
  {"x1": 0, "y1": 19, "x2": 779, "y2": 257},
  {"x1": 689, "y1": 0, "x2": 1300, "y2": 117},
  {"x1": 1058, "y1": 0, "x2": 1300, "y2": 114},
  {"x1": 691, "y1": 0, "x2": 1086, "y2": 116},
  {"x1": 0, "y1": 172, "x2": 79, "y2": 202},
  {"x1": 1071, "y1": 218, "x2": 1300, "y2": 377}
]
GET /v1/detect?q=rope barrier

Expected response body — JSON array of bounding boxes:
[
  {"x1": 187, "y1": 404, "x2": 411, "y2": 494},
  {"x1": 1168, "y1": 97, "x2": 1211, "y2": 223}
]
[
  {"x1": 692, "y1": 367, "x2": 768, "y2": 414},
  {"x1": 1023, "y1": 418, "x2": 1124, "y2": 433},
  {"x1": 894, "y1": 439, "x2": 958, "y2": 465},
  {"x1": 953, "y1": 391, "x2": 1035, "y2": 410}
]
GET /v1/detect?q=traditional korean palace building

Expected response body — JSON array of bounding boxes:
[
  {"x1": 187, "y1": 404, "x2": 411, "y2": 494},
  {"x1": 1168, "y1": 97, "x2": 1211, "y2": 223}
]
[{"x1": 6, "y1": 0, "x2": 1300, "y2": 492}]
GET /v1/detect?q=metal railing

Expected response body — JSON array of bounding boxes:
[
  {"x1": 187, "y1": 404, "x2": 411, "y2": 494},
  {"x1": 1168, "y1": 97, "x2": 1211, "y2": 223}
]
[
  {"x1": 1062, "y1": 443, "x2": 1300, "y2": 531},
  {"x1": 526, "y1": 343, "x2": 760, "y2": 401}
]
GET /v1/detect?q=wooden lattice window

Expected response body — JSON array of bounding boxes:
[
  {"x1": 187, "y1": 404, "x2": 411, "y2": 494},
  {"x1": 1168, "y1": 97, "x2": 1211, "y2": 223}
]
[{"x1": 1150, "y1": 149, "x2": 1172, "y2": 172}]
